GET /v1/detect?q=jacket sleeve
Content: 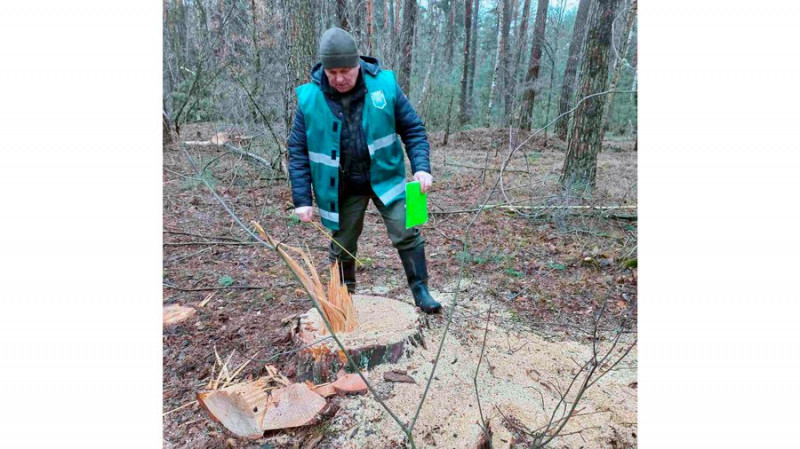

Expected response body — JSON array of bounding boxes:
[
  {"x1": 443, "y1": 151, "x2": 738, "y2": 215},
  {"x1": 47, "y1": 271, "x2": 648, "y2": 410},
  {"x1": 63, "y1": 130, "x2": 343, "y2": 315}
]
[
  {"x1": 287, "y1": 104, "x2": 313, "y2": 208},
  {"x1": 394, "y1": 83, "x2": 431, "y2": 175}
]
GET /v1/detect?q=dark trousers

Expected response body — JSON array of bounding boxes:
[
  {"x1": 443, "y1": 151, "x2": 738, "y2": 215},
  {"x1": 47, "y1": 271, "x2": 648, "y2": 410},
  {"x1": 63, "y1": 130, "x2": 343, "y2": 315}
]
[{"x1": 329, "y1": 194, "x2": 423, "y2": 262}]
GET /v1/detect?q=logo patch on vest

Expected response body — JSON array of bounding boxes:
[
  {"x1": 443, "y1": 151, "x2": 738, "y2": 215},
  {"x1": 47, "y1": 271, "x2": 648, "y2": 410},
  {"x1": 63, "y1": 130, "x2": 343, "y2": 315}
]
[{"x1": 370, "y1": 90, "x2": 387, "y2": 110}]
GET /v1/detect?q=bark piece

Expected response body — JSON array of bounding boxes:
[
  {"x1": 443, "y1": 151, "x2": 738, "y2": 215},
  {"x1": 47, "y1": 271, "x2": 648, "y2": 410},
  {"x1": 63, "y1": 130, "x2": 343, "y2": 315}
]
[
  {"x1": 384, "y1": 370, "x2": 416, "y2": 384},
  {"x1": 261, "y1": 383, "x2": 327, "y2": 431},
  {"x1": 331, "y1": 373, "x2": 368, "y2": 395},
  {"x1": 196, "y1": 378, "x2": 269, "y2": 439},
  {"x1": 294, "y1": 295, "x2": 426, "y2": 383},
  {"x1": 163, "y1": 304, "x2": 196, "y2": 326}
]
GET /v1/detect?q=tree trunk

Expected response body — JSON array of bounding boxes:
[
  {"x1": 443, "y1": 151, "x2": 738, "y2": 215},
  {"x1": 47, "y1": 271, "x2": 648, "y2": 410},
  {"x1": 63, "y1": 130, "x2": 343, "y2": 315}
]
[
  {"x1": 600, "y1": 0, "x2": 636, "y2": 141},
  {"x1": 500, "y1": 0, "x2": 514, "y2": 125},
  {"x1": 384, "y1": 0, "x2": 390, "y2": 35},
  {"x1": 394, "y1": 0, "x2": 402, "y2": 68},
  {"x1": 336, "y1": 0, "x2": 350, "y2": 30},
  {"x1": 249, "y1": 0, "x2": 263, "y2": 123},
  {"x1": 543, "y1": 2, "x2": 567, "y2": 144},
  {"x1": 398, "y1": 0, "x2": 417, "y2": 93},
  {"x1": 445, "y1": 0, "x2": 456, "y2": 65},
  {"x1": 388, "y1": 0, "x2": 396, "y2": 67},
  {"x1": 555, "y1": 0, "x2": 591, "y2": 141},
  {"x1": 417, "y1": 18, "x2": 441, "y2": 111},
  {"x1": 466, "y1": 0, "x2": 480, "y2": 101},
  {"x1": 485, "y1": 0, "x2": 505, "y2": 127},
  {"x1": 366, "y1": 0, "x2": 375, "y2": 54},
  {"x1": 459, "y1": 0, "x2": 473, "y2": 124},
  {"x1": 518, "y1": 0, "x2": 549, "y2": 130},
  {"x1": 512, "y1": 0, "x2": 532, "y2": 89},
  {"x1": 444, "y1": 91, "x2": 456, "y2": 145},
  {"x1": 163, "y1": 110, "x2": 173, "y2": 144},
  {"x1": 286, "y1": 0, "x2": 315, "y2": 131},
  {"x1": 560, "y1": 0, "x2": 621, "y2": 189}
]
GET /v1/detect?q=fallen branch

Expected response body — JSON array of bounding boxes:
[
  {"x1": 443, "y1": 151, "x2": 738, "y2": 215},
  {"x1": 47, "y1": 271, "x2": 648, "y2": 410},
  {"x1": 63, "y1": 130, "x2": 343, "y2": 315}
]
[
  {"x1": 163, "y1": 283, "x2": 268, "y2": 292},
  {"x1": 430, "y1": 204, "x2": 636, "y2": 217},
  {"x1": 445, "y1": 160, "x2": 529, "y2": 173},
  {"x1": 164, "y1": 241, "x2": 257, "y2": 246},
  {"x1": 222, "y1": 142, "x2": 272, "y2": 170},
  {"x1": 163, "y1": 400, "x2": 197, "y2": 417},
  {"x1": 163, "y1": 229, "x2": 243, "y2": 242}
]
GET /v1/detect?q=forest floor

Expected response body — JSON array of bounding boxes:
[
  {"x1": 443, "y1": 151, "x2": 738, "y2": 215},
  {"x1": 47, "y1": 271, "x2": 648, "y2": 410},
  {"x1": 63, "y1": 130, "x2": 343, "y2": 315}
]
[{"x1": 162, "y1": 123, "x2": 638, "y2": 448}]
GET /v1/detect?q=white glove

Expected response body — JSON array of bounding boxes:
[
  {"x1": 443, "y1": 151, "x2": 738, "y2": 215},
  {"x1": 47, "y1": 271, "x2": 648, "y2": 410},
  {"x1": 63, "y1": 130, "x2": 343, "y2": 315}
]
[
  {"x1": 413, "y1": 171, "x2": 433, "y2": 193},
  {"x1": 294, "y1": 206, "x2": 313, "y2": 222}
]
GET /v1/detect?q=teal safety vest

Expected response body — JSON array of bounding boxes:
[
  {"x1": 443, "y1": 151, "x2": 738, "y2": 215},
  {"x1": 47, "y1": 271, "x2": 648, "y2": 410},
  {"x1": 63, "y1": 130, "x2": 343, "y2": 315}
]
[{"x1": 296, "y1": 69, "x2": 407, "y2": 230}]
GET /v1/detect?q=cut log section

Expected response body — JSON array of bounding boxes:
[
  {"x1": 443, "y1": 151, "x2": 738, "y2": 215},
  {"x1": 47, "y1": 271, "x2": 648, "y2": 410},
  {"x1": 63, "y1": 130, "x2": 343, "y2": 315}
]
[
  {"x1": 163, "y1": 304, "x2": 196, "y2": 326},
  {"x1": 294, "y1": 295, "x2": 426, "y2": 383},
  {"x1": 196, "y1": 378, "x2": 269, "y2": 439}
]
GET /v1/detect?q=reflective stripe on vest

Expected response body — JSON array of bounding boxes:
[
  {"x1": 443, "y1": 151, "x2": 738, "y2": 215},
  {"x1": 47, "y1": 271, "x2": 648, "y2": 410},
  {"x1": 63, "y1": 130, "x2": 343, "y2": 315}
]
[
  {"x1": 308, "y1": 151, "x2": 338, "y2": 167},
  {"x1": 378, "y1": 180, "x2": 406, "y2": 205},
  {"x1": 318, "y1": 209, "x2": 339, "y2": 223},
  {"x1": 367, "y1": 133, "x2": 398, "y2": 156}
]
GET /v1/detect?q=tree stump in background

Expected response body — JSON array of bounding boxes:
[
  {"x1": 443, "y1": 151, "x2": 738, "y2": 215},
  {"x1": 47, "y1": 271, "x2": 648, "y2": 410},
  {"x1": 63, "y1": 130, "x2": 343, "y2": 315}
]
[{"x1": 293, "y1": 295, "x2": 426, "y2": 383}]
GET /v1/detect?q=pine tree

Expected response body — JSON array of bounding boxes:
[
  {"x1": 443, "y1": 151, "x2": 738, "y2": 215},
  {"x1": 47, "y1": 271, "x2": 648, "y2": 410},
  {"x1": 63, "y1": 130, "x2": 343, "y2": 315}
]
[
  {"x1": 560, "y1": 0, "x2": 622, "y2": 189},
  {"x1": 555, "y1": 0, "x2": 591, "y2": 141},
  {"x1": 518, "y1": 0, "x2": 549, "y2": 130}
]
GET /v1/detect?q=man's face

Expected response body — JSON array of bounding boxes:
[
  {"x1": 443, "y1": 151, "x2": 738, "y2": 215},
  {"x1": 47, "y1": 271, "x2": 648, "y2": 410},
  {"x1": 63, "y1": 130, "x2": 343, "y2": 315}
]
[{"x1": 324, "y1": 66, "x2": 360, "y2": 93}]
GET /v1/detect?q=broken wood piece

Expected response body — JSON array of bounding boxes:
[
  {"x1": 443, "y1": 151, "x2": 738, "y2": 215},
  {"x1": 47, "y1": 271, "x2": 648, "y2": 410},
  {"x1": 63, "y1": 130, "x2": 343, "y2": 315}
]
[
  {"x1": 261, "y1": 383, "x2": 327, "y2": 431},
  {"x1": 383, "y1": 370, "x2": 416, "y2": 384},
  {"x1": 196, "y1": 377, "x2": 269, "y2": 439},
  {"x1": 250, "y1": 223, "x2": 358, "y2": 334},
  {"x1": 163, "y1": 304, "x2": 196, "y2": 326},
  {"x1": 311, "y1": 383, "x2": 336, "y2": 398},
  {"x1": 331, "y1": 373, "x2": 368, "y2": 395},
  {"x1": 198, "y1": 291, "x2": 216, "y2": 308}
]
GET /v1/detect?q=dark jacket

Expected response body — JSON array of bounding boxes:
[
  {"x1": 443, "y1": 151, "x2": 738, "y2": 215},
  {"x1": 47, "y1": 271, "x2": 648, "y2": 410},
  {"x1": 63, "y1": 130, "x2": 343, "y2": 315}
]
[{"x1": 287, "y1": 56, "x2": 432, "y2": 208}]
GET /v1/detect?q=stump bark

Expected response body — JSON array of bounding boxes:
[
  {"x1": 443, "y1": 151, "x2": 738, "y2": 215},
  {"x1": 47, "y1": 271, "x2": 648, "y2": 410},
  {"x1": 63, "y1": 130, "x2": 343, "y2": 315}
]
[{"x1": 294, "y1": 295, "x2": 425, "y2": 383}]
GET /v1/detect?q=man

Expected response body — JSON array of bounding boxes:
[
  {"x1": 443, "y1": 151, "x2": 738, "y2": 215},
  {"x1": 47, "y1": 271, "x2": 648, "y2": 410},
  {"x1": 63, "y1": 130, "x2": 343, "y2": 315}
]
[{"x1": 287, "y1": 27, "x2": 441, "y2": 314}]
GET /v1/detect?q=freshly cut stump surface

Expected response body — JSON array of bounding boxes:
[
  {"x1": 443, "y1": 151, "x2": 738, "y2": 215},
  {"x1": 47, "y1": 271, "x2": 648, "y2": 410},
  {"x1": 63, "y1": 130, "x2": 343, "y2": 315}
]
[{"x1": 295, "y1": 295, "x2": 425, "y2": 383}]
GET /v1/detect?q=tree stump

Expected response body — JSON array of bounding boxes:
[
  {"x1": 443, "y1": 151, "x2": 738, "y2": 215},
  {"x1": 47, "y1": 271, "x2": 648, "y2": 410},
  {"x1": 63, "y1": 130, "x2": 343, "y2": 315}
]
[{"x1": 294, "y1": 295, "x2": 426, "y2": 383}]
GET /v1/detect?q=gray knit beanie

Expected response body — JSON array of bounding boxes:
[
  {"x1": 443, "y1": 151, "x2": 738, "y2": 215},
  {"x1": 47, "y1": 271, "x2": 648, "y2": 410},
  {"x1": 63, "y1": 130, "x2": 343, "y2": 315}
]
[{"x1": 319, "y1": 28, "x2": 359, "y2": 69}]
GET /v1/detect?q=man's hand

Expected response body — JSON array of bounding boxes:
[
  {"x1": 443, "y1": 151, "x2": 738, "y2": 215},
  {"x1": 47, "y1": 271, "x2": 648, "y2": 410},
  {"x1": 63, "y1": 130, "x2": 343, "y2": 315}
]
[
  {"x1": 413, "y1": 171, "x2": 433, "y2": 193},
  {"x1": 295, "y1": 206, "x2": 313, "y2": 222}
]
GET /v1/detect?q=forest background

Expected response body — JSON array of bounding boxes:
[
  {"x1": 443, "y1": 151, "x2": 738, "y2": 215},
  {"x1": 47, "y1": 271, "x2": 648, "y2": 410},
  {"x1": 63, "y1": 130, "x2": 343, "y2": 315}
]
[{"x1": 2, "y1": 1, "x2": 800, "y2": 448}]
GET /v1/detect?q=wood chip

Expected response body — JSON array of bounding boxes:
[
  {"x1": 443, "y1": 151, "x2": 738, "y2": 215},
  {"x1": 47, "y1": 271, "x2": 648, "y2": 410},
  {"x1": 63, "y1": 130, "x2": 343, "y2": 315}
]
[
  {"x1": 163, "y1": 304, "x2": 196, "y2": 326},
  {"x1": 198, "y1": 291, "x2": 216, "y2": 308},
  {"x1": 383, "y1": 370, "x2": 416, "y2": 384},
  {"x1": 331, "y1": 373, "x2": 368, "y2": 395}
]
